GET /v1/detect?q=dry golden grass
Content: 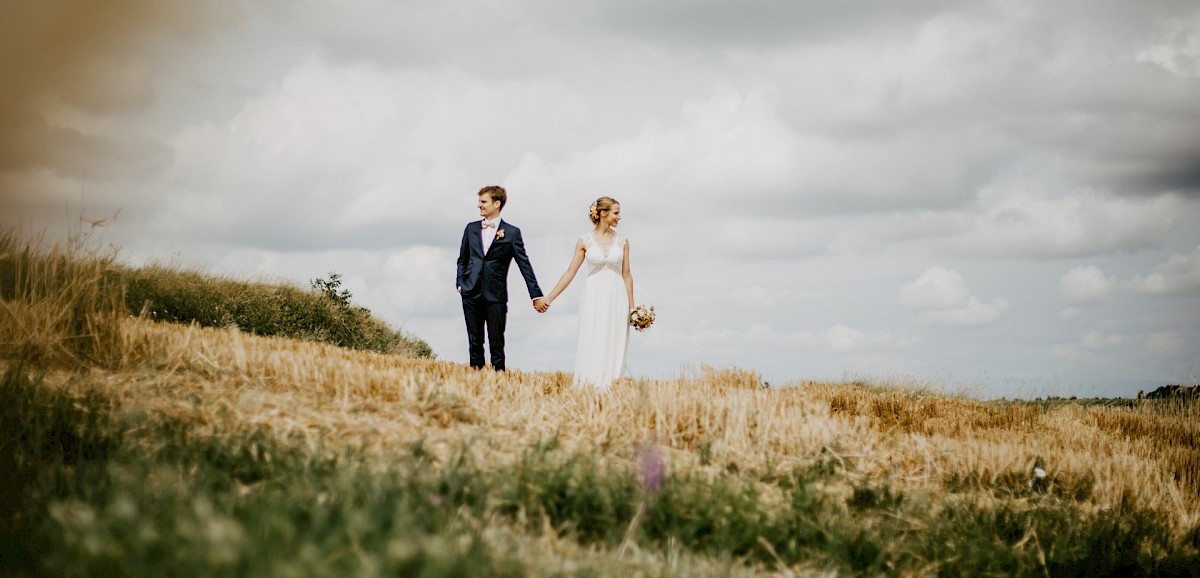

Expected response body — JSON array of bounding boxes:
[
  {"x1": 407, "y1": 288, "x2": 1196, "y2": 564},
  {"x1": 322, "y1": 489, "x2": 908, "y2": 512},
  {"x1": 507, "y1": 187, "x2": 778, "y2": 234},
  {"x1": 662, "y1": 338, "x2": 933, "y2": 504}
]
[
  {"x1": 15, "y1": 313, "x2": 1198, "y2": 540},
  {"x1": 0, "y1": 233, "x2": 125, "y2": 368}
]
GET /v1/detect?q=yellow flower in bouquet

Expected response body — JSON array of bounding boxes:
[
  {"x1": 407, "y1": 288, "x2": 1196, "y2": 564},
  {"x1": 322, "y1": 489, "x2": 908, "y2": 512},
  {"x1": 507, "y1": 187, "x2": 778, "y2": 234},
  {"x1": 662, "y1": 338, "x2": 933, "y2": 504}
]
[{"x1": 629, "y1": 304, "x2": 656, "y2": 331}]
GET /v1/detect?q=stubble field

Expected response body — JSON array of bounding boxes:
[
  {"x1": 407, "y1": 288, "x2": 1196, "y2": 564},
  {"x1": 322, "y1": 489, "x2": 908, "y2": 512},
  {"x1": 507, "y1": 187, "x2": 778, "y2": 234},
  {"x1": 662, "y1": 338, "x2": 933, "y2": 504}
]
[{"x1": 2, "y1": 233, "x2": 1198, "y2": 577}]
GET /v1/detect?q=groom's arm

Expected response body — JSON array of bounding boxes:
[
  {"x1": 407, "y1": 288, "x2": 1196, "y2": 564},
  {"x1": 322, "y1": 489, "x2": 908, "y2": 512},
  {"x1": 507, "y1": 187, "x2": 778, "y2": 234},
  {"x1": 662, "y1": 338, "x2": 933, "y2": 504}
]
[
  {"x1": 511, "y1": 227, "x2": 544, "y2": 300},
  {"x1": 456, "y1": 226, "x2": 470, "y2": 292}
]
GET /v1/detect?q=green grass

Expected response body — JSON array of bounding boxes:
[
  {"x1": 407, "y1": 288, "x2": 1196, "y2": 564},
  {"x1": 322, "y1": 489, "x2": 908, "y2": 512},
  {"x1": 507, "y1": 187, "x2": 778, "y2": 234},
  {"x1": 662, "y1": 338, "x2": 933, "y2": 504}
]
[
  {"x1": 120, "y1": 265, "x2": 433, "y2": 358},
  {"x1": 0, "y1": 231, "x2": 433, "y2": 360},
  {"x1": 3, "y1": 365, "x2": 1197, "y2": 577}
]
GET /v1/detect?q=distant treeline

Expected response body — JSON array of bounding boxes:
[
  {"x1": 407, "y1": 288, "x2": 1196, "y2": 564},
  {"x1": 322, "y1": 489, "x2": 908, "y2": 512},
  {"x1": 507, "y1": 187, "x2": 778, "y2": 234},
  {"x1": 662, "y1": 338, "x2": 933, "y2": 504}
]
[
  {"x1": 1141, "y1": 384, "x2": 1199, "y2": 400},
  {"x1": 1026, "y1": 384, "x2": 1199, "y2": 407}
]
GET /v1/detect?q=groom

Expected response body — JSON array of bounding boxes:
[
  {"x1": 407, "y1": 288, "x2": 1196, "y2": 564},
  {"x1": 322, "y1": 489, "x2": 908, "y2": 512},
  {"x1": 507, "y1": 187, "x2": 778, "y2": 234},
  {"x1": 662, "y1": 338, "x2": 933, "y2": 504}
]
[{"x1": 456, "y1": 185, "x2": 548, "y2": 371}]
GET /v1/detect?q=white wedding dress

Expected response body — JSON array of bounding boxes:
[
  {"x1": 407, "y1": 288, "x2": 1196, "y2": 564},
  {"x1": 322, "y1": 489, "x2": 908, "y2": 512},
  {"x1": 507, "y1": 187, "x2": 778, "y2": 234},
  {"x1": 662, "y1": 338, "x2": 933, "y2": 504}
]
[{"x1": 572, "y1": 231, "x2": 630, "y2": 391}]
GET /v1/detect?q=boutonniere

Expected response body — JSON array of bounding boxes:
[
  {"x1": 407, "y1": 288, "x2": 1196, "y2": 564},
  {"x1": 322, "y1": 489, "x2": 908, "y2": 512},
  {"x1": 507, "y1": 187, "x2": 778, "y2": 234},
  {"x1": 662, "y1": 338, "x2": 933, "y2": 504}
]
[{"x1": 495, "y1": 228, "x2": 505, "y2": 239}]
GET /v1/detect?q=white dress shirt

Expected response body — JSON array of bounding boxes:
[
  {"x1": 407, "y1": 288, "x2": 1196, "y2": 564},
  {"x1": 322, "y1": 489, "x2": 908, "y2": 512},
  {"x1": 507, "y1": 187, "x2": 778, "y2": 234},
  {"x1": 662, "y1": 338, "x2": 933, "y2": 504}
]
[{"x1": 481, "y1": 218, "x2": 500, "y2": 253}]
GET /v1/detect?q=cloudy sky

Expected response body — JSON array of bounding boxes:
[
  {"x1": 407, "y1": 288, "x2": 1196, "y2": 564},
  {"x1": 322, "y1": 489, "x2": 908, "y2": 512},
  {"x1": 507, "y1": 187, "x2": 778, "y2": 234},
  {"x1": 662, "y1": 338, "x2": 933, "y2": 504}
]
[{"x1": 3, "y1": 0, "x2": 1199, "y2": 398}]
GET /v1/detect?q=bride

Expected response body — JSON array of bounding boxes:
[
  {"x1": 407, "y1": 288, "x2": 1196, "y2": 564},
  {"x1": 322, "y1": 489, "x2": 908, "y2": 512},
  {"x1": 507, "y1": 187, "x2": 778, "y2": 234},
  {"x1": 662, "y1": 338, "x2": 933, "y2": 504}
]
[{"x1": 542, "y1": 197, "x2": 635, "y2": 391}]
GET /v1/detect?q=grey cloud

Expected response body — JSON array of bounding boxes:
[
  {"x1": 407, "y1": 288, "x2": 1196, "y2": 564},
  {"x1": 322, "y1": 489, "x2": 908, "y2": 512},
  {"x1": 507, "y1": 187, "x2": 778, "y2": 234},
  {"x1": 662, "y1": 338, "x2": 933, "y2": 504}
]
[
  {"x1": 943, "y1": 191, "x2": 1189, "y2": 259},
  {"x1": 1057, "y1": 266, "x2": 1117, "y2": 303},
  {"x1": 1124, "y1": 245, "x2": 1200, "y2": 295},
  {"x1": 268, "y1": 0, "x2": 596, "y2": 73},
  {"x1": 746, "y1": 3, "x2": 1200, "y2": 207},
  {"x1": 0, "y1": 0, "x2": 239, "y2": 214},
  {"x1": 1117, "y1": 152, "x2": 1200, "y2": 196},
  {"x1": 55, "y1": 56, "x2": 157, "y2": 115},
  {"x1": 596, "y1": 0, "x2": 959, "y2": 47},
  {"x1": 1012, "y1": 64, "x2": 1200, "y2": 197},
  {"x1": 161, "y1": 208, "x2": 457, "y2": 254},
  {"x1": 150, "y1": 178, "x2": 464, "y2": 253},
  {"x1": 0, "y1": 110, "x2": 172, "y2": 181}
]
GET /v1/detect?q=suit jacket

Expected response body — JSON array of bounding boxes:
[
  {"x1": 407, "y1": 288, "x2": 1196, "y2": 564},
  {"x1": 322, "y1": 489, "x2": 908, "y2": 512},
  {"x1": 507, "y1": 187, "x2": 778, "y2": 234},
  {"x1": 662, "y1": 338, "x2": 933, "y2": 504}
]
[{"x1": 457, "y1": 219, "x2": 543, "y2": 303}]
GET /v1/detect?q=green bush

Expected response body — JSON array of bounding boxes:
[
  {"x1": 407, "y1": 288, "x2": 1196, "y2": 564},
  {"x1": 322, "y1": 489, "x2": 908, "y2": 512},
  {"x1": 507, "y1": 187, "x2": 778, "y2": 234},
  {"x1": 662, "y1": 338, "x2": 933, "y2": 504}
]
[
  {"x1": 120, "y1": 266, "x2": 433, "y2": 358},
  {"x1": 0, "y1": 232, "x2": 433, "y2": 360}
]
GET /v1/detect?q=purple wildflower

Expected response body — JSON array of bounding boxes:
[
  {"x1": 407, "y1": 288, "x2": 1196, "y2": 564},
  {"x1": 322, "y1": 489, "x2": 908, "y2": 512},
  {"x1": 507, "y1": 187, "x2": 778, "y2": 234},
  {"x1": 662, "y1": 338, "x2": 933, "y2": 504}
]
[{"x1": 637, "y1": 443, "x2": 665, "y2": 494}]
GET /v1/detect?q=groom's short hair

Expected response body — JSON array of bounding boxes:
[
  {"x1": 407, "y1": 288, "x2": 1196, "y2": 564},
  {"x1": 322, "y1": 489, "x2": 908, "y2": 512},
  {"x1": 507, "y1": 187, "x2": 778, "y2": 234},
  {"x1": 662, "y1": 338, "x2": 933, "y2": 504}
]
[{"x1": 478, "y1": 185, "x2": 507, "y2": 210}]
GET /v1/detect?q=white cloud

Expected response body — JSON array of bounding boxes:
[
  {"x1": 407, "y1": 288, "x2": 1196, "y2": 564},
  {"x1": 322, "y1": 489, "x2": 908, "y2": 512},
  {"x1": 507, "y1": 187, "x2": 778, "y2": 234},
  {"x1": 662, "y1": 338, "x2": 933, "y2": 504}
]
[
  {"x1": 899, "y1": 266, "x2": 971, "y2": 310},
  {"x1": 900, "y1": 267, "x2": 1008, "y2": 325},
  {"x1": 377, "y1": 246, "x2": 460, "y2": 318},
  {"x1": 1052, "y1": 330, "x2": 1139, "y2": 368},
  {"x1": 679, "y1": 322, "x2": 917, "y2": 355},
  {"x1": 823, "y1": 324, "x2": 862, "y2": 353},
  {"x1": 161, "y1": 56, "x2": 588, "y2": 247},
  {"x1": 1124, "y1": 245, "x2": 1200, "y2": 295},
  {"x1": 1145, "y1": 331, "x2": 1188, "y2": 357},
  {"x1": 506, "y1": 87, "x2": 803, "y2": 226},
  {"x1": 837, "y1": 186, "x2": 1190, "y2": 261},
  {"x1": 915, "y1": 297, "x2": 1009, "y2": 326},
  {"x1": 820, "y1": 323, "x2": 921, "y2": 354},
  {"x1": 1136, "y1": 11, "x2": 1200, "y2": 79},
  {"x1": 947, "y1": 186, "x2": 1186, "y2": 258},
  {"x1": 1082, "y1": 331, "x2": 1124, "y2": 350},
  {"x1": 1050, "y1": 344, "x2": 1095, "y2": 363},
  {"x1": 1057, "y1": 265, "x2": 1116, "y2": 302},
  {"x1": 1058, "y1": 306, "x2": 1084, "y2": 322}
]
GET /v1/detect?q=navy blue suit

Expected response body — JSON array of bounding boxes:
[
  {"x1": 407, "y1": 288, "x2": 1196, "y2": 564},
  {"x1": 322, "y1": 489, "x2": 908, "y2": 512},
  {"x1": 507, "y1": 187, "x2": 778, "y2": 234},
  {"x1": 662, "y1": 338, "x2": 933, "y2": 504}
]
[{"x1": 456, "y1": 219, "x2": 542, "y2": 370}]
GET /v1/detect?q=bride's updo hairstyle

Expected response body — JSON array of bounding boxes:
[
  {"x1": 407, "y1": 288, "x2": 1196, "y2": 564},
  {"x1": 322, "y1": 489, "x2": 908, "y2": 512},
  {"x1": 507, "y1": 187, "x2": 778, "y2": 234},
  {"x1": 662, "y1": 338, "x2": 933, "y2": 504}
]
[{"x1": 588, "y1": 196, "x2": 619, "y2": 224}]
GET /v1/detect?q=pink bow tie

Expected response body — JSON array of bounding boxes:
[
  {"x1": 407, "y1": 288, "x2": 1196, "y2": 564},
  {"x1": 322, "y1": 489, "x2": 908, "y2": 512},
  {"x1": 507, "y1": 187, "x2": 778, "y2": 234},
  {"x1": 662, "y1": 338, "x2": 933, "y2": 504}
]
[{"x1": 482, "y1": 221, "x2": 496, "y2": 229}]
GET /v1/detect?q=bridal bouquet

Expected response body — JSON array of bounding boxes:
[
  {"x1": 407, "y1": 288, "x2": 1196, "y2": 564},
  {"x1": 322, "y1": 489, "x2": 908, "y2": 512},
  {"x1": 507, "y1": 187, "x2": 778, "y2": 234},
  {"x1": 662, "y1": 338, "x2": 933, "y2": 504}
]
[{"x1": 629, "y1": 304, "x2": 656, "y2": 331}]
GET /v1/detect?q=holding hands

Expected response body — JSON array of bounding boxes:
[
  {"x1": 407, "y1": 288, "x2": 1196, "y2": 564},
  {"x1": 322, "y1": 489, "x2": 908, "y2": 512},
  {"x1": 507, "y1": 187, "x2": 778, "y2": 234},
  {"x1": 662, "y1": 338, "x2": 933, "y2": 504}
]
[{"x1": 533, "y1": 297, "x2": 550, "y2": 313}]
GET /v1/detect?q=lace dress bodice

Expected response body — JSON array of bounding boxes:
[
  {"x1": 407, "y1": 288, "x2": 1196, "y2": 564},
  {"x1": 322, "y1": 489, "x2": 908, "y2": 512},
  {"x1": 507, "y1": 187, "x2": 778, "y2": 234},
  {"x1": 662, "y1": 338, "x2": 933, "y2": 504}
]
[{"x1": 583, "y1": 232, "x2": 625, "y2": 276}]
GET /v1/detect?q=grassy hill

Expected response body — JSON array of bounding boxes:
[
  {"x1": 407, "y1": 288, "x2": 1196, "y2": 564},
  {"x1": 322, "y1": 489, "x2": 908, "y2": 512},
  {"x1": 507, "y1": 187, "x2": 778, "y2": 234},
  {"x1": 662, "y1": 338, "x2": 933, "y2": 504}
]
[
  {"x1": 1, "y1": 232, "x2": 1198, "y2": 577},
  {"x1": 0, "y1": 231, "x2": 432, "y2": 361}
]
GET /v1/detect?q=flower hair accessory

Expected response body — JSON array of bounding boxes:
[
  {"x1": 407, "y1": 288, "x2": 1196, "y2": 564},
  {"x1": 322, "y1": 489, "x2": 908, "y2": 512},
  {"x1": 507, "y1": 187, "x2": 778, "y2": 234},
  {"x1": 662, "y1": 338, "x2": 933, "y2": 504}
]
[{"x1": 588, "y1": 201, "x2": 599, "y2": 222}]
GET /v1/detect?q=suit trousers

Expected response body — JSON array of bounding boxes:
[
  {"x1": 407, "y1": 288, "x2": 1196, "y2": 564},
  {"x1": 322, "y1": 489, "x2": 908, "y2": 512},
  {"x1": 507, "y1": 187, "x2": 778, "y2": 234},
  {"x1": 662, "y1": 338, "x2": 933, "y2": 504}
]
[{"x1": 462, "y1": 295, "x2": 507, "y2": 370}]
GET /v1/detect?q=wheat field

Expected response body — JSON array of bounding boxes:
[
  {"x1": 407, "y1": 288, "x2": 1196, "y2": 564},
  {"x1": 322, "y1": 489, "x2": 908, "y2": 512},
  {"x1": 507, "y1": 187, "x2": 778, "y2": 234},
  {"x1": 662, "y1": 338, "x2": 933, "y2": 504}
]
[
  {"x1": 36, "y1": 315, "x2": 1200, "y2": 522},
  {"x1": 7, "y1": 315, "x2": 1200, "y2": 574},
  {"x1": 2, "y1": 233, "x2": 1198, "y2": 576}
]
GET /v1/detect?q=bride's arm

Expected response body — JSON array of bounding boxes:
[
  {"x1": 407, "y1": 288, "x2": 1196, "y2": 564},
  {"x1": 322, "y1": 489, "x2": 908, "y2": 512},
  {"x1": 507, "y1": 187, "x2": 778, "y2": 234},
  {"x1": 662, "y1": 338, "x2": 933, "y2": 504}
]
[
  {"x1": 544, "y1": 239, "x2": 587, "y2": 305},
  {"x1": 622, "y1": 239, "x2": 634, "y2": 309}
]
